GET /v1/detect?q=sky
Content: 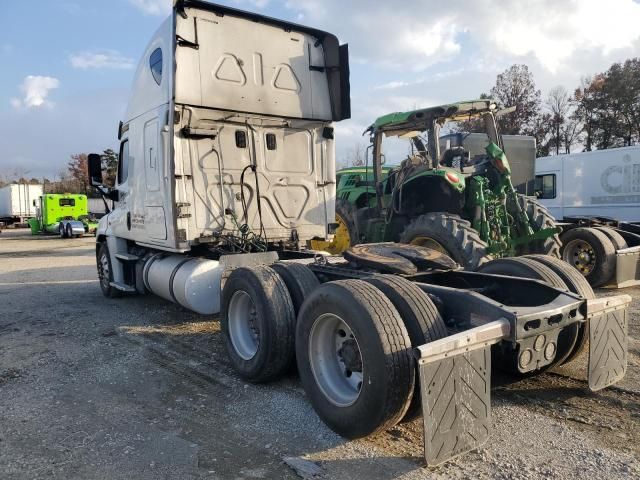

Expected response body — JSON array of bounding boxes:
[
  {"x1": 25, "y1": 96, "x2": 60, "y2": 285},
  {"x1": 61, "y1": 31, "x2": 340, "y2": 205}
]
[{"x1": 2, "y1": 0, "x2": 640, "y2": 179}]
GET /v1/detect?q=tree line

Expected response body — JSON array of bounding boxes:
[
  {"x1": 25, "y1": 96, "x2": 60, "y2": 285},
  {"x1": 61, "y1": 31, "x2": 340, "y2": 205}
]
[
  {"x1": 0, "y1": 149, "x2": 118, "y2": 195},
  {"x1": 466, "y1": 58, "x2": 640, "y2": 156}
]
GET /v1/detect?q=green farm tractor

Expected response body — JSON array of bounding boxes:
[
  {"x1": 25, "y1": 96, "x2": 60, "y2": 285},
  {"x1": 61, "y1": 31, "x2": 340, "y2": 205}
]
[{"x1": 313, "y1": 100, "x2": 561, "y2": 269}]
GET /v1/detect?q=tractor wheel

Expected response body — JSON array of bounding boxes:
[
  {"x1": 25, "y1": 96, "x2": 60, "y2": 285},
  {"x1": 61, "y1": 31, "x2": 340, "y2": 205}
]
[
  {"x1": 296, "y1": 279, "x2": 414, "y2": 438},
  {"x1": 363, "y1": 274, "x2": 447, "y2": 422},
  {"x1": 310, "y1": 199, "x2": 358, "y2": 255},
  {"x1": 510, "y1": 194, "x2": 562, "y2": 257},
  {"x1": 221, "y1": 266, "x2": 296, "y2": 383},
  {"x1": 96, "y1": 243, "x2": 122, "y2": 298},
  {"x1": 523, "y1": 254, "x2": 594, "y2": 365},
  {"x1": 560, "y1": 227, "x2": 616, "y2": 287},
  {"x1": 593, "y1": 226, "x2": 627, "y2": 251},
  {"x1": 477, "y1": 257, "x2": 580, "y2": 370},
  {"x1": 399, "y1": 212, "x2": 492, "y2": 270}
]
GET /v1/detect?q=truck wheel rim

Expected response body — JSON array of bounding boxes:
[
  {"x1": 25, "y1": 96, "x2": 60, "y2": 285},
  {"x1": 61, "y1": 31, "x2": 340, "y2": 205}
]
[
  {"x1": 410, "y1": 236, "x2": 448, "y2": 255},
  {"x1": 99, "y1": 253, "x2": 110, "y2": 289},
  {"x1": 308, "y1": 313, "x2": 363, "y2": 407},
  {"x1": 228, "y1": 290, "x2": 259, "y2": 361},
  {"x1": 562, "y1": 239, "x2": 596, "y2": 275}
]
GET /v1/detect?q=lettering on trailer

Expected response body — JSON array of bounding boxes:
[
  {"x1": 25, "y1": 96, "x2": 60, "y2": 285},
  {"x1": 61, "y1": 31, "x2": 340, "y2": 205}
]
[{"x1": 593, "y1": 154, "x2": 640, "y2": 204}]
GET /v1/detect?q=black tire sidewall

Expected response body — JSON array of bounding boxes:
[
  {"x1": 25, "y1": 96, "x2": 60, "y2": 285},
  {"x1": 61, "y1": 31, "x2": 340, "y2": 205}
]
[
  {"x1": 221, "y1": 267, "x2": 295, "y2": 382},
  {"x1": 560, "y1": 228, "x2": 616, "y2": 287},
  {"x1": 296, "y1": 283, "x2": 399, "y2": 438}
]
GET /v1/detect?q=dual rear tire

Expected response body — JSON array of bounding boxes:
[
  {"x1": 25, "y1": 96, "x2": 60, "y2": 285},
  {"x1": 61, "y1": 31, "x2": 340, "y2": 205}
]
[{"x1": 221, "y1": 263, "x2": 445, "y2": 438}]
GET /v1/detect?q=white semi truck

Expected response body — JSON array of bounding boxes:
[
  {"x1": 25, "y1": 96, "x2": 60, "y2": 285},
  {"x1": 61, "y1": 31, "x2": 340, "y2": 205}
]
[
  {"x1": 536, "y1": 147, "x2": 640, "y2": 287},
  {"x1": 88, "y1": 0, "x2": 632, "y2": 466}
]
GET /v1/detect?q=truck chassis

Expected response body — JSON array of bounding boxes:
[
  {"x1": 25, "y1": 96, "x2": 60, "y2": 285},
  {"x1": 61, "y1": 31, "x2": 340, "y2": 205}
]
[{"x1": 214, "y1": 243, "x2": 630, "y2": 466}]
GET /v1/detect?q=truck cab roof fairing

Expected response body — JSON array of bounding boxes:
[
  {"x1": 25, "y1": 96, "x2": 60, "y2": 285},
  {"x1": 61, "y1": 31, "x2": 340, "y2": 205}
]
[{"x1": 173, "y1": 0, "x2": 350, "y2": 121}]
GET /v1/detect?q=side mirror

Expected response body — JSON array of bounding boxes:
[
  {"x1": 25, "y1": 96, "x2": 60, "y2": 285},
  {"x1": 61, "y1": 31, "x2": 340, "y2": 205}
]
[{"x1": 88, "y1": 153, "x2": 103, "y2": 187}]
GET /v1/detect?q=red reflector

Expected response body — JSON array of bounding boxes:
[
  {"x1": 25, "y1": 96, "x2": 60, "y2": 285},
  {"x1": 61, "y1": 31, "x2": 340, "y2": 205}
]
[{"x1": 445, "y1": 172, "x2": 460, "y2": 184}]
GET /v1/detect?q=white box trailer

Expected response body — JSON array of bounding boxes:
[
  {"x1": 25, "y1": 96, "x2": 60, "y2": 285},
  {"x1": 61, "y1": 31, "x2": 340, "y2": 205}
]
[
  {"x1": 536, "y1": 147, "x2": 640, "y2": 287},
  {"x1": 0, "y1": 184, "x2": 43, "y2": 224},
  {"x1": 535, "y1": 146, "x2": 640, "y2": 221},
  {"x1": 85, "y1": 1, "x2": 631, "y2": 466}
]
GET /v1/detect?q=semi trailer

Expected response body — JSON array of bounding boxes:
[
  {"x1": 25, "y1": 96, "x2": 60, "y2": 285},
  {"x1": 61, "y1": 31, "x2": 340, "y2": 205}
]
[
  {"x1": 0, "y1": 183, "x2": 42, "y2": 226},
  {"x1": 536, "y1": 147, "x2": 640, "y2": 287},
  {"x1": 27, "y1": 193, "x2": 98, "y2": 238},
  {"x1": 88, "y1": 0, "x2": 631, "y2": 466}
]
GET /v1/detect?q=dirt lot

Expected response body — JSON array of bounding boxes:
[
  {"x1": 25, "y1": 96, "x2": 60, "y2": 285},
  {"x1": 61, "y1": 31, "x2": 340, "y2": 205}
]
[{"x1": 0, "y1": 229, "x2": 638, "y2": 479}]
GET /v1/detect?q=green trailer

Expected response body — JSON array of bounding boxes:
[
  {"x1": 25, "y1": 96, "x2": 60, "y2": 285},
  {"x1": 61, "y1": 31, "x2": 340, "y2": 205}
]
[{"x1": 27, "y1": 194, "x2": 98, "y2": 238}]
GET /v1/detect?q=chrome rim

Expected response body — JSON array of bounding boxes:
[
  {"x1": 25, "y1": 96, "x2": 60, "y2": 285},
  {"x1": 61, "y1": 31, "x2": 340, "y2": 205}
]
[
  {"x1": 99, "y1": 252, "x2": 110, "y2": 289},
  {"x1": 563, "y1": 239, "x2": 596, "y2": 275},
  {"x1": 308, "y1": 313, "x2": 363, "y2": 407},
  {"x1": 228, "y1": 290, "x2": 259, "y2": 360}
]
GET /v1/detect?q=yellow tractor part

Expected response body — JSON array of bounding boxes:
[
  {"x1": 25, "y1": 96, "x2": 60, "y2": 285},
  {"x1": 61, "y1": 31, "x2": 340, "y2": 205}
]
[{"x1": 309, "y1": 212, "x2": 352, "y2": 255}]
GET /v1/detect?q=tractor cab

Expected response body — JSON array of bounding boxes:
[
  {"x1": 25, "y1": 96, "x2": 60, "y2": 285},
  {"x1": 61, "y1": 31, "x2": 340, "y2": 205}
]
[{"x1": 312, "y1": 99, "x2": 561, "y2": 267}]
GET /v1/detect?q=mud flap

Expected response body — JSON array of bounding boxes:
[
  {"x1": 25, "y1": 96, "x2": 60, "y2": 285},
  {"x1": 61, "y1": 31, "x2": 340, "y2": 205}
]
[
  {"x1": 587, "y1": 295, "x2": 631, "y2": 391},
  {"x1": 415, "y1": 319, "x2": 510, "y2": 466}
]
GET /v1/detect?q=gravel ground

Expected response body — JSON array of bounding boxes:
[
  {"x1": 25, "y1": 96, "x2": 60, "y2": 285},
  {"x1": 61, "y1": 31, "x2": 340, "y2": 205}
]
[{"x1": 0, "y1": 229, "x2": 638, "y2": 479}]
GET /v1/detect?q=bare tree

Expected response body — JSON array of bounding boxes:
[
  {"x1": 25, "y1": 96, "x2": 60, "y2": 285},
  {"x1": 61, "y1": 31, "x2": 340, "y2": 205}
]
[
  {"x1": 545, "y1": 86, "x2": 571, "y2": 154},
  {"x1": 490, "y1": 64, "x2": 541, "y2": 135}
]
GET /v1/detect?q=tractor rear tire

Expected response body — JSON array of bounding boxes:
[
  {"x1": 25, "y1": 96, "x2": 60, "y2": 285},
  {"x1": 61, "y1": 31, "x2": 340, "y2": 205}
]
[
  {"x1": 511, "y1": 195, "x2": 562, "y2": 257},
  {"x1": 523, "y1": 254, "x2": 594, "y2": 365},
  {"x1": 363, "y1": 274, "x2": 447, "y2": 422},
  {"x1": 593, "y1": 226, "x2": 627, "y2": 251},
  {"x1": 560, "y1": 227, "x2": 616, "y2": 287},
  {"x1": 399, "y1": 212, "x2": 492, "y2": 270},
  {"x1": 271, "y1": 262, "x2": 320, "y2": 316},
  {"x1": 296, "y1": 280, "x2": 414, "y2": 438},
  {"x1": 221, "y1": 266, "x2": 296, "y2": 383}
]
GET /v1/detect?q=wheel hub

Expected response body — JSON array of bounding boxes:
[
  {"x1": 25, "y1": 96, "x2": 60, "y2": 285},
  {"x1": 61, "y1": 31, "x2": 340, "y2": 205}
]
[
  {"x1": 228, "y1": 290, "x2": 260, "y2": 360},
  {"x1": 337, "y1": 338, "x2": 362, "y2": 373},
  {"x1": 563, "y1": 239, "x2": 596, "y2": 275},
  {"x1": 308, "y1": 314, "x2": 364, "y2": 407}
]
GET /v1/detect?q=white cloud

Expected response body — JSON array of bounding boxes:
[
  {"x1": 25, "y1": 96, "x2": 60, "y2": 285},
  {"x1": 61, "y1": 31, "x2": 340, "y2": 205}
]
[
  {"x1": 128, "y1": 0, "x2": 171, "y2": 16},
  {"x1": 285, "y1": 0, "x2": 640, "y2": 73},
  {"x1": 11, "y1": 76, "x2": 60, "y2": 109},
  {"x1": 69, "y1": 50, "x2": 135, "y2": 70}
]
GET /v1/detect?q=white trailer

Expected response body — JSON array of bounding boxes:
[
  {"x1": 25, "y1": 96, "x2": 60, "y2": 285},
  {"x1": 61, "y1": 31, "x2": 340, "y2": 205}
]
[
  {"x1": 86, "y1": 0, "x2": 631, "y2": 466},
  {"x1": 536, "y1": 147, "x2": 640, "y2": 288},
  {"x1": 0, "y1": 184, "x2": 43, "y2": 225},
  {"x1": 535, "y1": 146, "x2": 640, "y2": 221}
]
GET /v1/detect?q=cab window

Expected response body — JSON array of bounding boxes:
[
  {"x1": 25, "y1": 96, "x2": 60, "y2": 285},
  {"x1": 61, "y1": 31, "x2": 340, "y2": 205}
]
[
  {"x1": 118, "y1": 140, "x2": 130, "y2": 185},
  {"x1": 535, "y1": 174, "x2": 556, "y2": 199}
]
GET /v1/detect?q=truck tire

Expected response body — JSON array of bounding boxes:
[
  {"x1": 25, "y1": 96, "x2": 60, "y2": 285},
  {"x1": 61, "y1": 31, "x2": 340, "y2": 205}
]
[
  {"x1": 96, "y1": 243, "x2": 122, "y2": 298},
  {"x1": 477, "y1": 257, "x2": 578, "y2": 370},
  {"x1": 296, "y1": 279, "x2": 414, "y2": 438},
  {"x1": 560, "y1": 227, "x2": 616, "y2": 287},
  {"x1": 400, "y1": 212, "x2": 492, "y2": 271},
  {"x1": 593, "y1": 226, "x2": 627, "y2": 251},
  {"x1": 511, "y1": 195, "x2": 562, "y2": 257},
  {"x1": 523, "y1": 254, "x2": 595, "y2": 364},
  {"x1": 65, "y1": 223, "x2": 73, "y2": 239},
  {"x1": 221, "y1": 265, "x2": 296, "y2": 383},
  {"x1": 363, "y1": 274, "x2": 447, "y2": 421},
  {"x1": 271, "y1": 262, "x2": 320, "y2": 316},
  {"x1": 59, "y1": 223, "x2": 67, "y2": 238}
]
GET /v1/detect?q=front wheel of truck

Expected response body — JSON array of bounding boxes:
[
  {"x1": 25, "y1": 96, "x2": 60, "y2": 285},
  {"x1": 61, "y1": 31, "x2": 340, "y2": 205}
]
[{"x1": 97, "y1": 243, "x2": 121, "y2": 298}]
